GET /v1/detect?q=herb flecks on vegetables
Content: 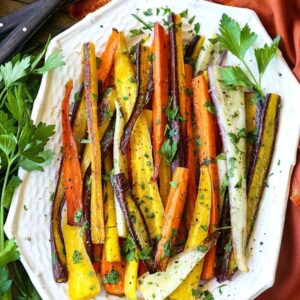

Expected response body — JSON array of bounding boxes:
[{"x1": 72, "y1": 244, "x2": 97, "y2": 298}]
[
  {"x1": 217, "y1": 14, "x2": 280, "y2": 97},
  {"x1": 0, "y1": 41, "x2": 63, "y2": 299}
]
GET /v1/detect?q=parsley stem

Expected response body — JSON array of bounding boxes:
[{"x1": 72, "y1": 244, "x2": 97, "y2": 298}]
[
  {"x1": 0, "y1": 159, "x2": 12, "y2": 251},
  {"x1": 241, "y1": 59, "x2": 265, "y2": 97},
  {"x1": 132, "y1": 14, "x2": 153, "y2": 30},
  {"x1": 0, "y1": 86, "x2": 8, "y2": 109}
]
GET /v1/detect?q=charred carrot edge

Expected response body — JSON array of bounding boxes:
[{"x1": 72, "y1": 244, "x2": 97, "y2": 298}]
[
  {"x1": 101, "y1": 250, "x2": 126, "y2": 295},
  {"x1": 82, "y1": 42, "x2": 105, "y2": 244},
  {"x1": 97, "y1": 29, "x2": 119, "y2": 85},
  {"x1": 192, "y1": 74, "x2": 220, "y2": 280},
  {"x1": 152, "y1": 22, "x2": 169, "y2": 180},
  {"x1": 169, "y1": 14, "x2": 186, "y2": 173},
  {"x1": 173, "y1": 14, "x2": 187, "y2": 140},
  {"x1": 61, "y1": 80, "x2": 83, "y2": 226},
  {"x1": 155, "y1": 167, "x2": 189, "y2": 271},
  {"x1": 184, "y1": 64, "x2": 197, "y2": 229},
  {"x1": 290, "y1": 147, "x2": 300, "y2": 207}
]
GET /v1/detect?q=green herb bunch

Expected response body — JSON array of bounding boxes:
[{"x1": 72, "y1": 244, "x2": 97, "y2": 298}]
[
  {"x1": 0, "y1": 39, "x2": 64, "y2": 300},
  {"x1": 217, "y1": 14, "x2": 280, "y2": 100}
]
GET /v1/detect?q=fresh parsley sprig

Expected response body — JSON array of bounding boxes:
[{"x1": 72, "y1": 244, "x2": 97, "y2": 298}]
[
  {"x1": 217, "y1": 14, "x2": 280, "y2": 98},
  {"x1": 0, "y1": 39, "x2": 64, "y2": 300}
]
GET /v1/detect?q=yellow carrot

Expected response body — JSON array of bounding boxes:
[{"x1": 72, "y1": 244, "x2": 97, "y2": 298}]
[
  {"x1": 82, "y1": 42, "x2": 105, "y2": 244},
  {"x1": 63, "y1": 222, "x2": 100, "y2": 300}
]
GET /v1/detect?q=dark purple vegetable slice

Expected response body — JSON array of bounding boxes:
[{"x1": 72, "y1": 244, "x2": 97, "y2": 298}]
[
  {"x1": 184, "y1": 35, "x2": 201, "y2": 61},
  {"x1": 82, "y1": 167, "x2": 93, "y2": 261},
  {"x1": 50, "y1": 165, "x2": 68, "y2": 283},
  {"x1": 110, "y1": 173, "x2": 155, "y2": 273},
  {"x1": 120, "y1": 43, "x2": 154, "y2": 154},
  {"x1": 169, "y1": 13, "x2": 185, "y2": 174},
  {"x1": 101, "y1": 115, "x2": 115, "y2": 160},
  {"x1": 215, "y1": 192, "x2": 232, "y2": 282}
]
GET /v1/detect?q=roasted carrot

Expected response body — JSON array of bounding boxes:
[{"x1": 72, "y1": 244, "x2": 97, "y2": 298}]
[
  {"x1": 290, "y1": 147, "x2": 300, "y2": 207},
  {"x1": 101, "y1": 251, "x2": 126, "y2": 296},
  {"x1": 173, "y1": 14, "x2": 187, "y2": 139},
  {"x1": 152, "y1": 22, "x2": 169, "y2": 180},
  {"x1": 92, "y1": 244, "x2": 102, "y2": 273},
  {"x1": 192, "y1": 74, "x2": 220, "y2": 280},
  {"x1": 155, "y1": 167, "x2": 189, "y2": 271},
  {"x1": 82, "y1": 42, "x2": 105, "y2": 244},
  {"x1": 61, "y1": 80, "x2": 83, "y2": 226},
  {"x1": 169, "y1": 14, "x2": 186, "y2": 172},
  {"x1": 97, "y1": 29, "x2": 119, "y2": 86},
  {"x1": 184, "y1": 64, "x2": 197, "y2": 229}
]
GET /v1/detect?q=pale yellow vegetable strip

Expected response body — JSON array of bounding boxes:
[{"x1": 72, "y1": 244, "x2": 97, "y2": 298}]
[
  {"x1": 170, "y1": 165, "x2": 211, "y2": 299},
  {"x1": 104, "y1": 153, "x2": 121, "y2": 262}
]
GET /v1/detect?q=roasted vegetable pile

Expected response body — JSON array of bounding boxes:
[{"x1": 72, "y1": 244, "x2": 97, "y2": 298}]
[{"x1": 50, "y1": 8, "x2": 281, "y2": 300}]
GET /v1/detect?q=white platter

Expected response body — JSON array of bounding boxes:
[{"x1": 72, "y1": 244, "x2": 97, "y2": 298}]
[{"x1": 4, "y1": 0, "x2": 300, "y2": 299}]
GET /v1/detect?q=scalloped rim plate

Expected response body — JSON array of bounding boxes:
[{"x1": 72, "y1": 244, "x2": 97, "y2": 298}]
[{"x1": 4, "y1": 0, "x2": 300, "y2": 299}]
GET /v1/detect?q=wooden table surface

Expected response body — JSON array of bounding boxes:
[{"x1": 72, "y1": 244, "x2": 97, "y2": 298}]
[{"x1": 0, "y1": 0, "x2": 77, "y2": 51}]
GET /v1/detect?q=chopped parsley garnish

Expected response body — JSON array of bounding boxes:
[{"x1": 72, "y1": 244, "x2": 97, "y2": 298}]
[
  {"x1": 169, "y1": 181, "x2": 177, "y2": 189},
  {"x1": 179, "y1": 9, "x2": 189, "y2": 18},
  {"x1": 103, "y1": 270, "x2": 120, "y2": 285},
  {"x1": 204, "y1": 101, "x2": 216, "y2": 115},
  {"x1": 130, "y1": 28, "x2": 144, "y2": 37},
  {"x1": 72, "y1": 250, "x2": 83, "y2": 264},
  {"x1": 74, "y1": 209, "x2": 83, "y2": 223},
  {"x1": 162, "y1": 239, "x2": 171, "y2": 258}
]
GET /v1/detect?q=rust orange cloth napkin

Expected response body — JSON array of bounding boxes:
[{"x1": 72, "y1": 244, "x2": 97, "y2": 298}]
[{"x1": 67, "y1": 0, "x2": 300, "y2": 298}]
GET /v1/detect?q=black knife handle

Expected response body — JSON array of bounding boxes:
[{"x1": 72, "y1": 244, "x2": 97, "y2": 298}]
[
  {"x1": 0, "y1": 0, "x2": 43, "y2": 36},
  {"x1": 0, "y1": 0, "x2": 67, "y2": 65}
]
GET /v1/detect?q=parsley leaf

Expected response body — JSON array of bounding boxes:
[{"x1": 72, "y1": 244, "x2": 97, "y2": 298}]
[
  {"x1": 0, "y1": 267, "x2": 12, "y2": 296},
  {"x1": 34, "y1": 50, "x2": 65, "y2": 74},
  {"x1": 218, "y1": 14, "x2": 257, "y2": 61},
  {"x1": 217, "y1": 14, "x2": 280, "y2": 97},
  {"x1": 121, "y1": 237, "x2": 137, "y2": 261},
  {"x1": 255, "y1": 35, "x2": 280, "y2": 77},
  {"x1": 220, "y1": 66, "x2": 254, "y2": 89},
  {"x1": 0, "y1": 239, "x2": 19, "y2": 267}
]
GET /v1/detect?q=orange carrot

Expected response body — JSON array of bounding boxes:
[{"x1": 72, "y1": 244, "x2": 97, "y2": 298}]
[
  {"x1": 290, "y1": 146, "x2": 300, "y2": 207},
  {"x1": 97, "y1": 29, "x2": 118, "y2": 86},
  {"x1": 152, "y1": 22, "x2": 169, "y2": 180},
  {"x1": 174, "y1": 14, "x2": 187, "y2": 142},
  {"x1": 101, "y1": 251, "x2": 125, "y2": 296},
  {"x1": 184, "y1": 64, "x2": 197, "y2": 229},
  {"x1": 93, "y1": 244, "x2": 102, "y2": 273},
  {"x1": 155, "y1": 167, "x2": 189, "y2": 271},
  {"x1": 82, "y1": 42, "x2": 105, "y2": 244},
  {"x1": 192, "y1": 74, "x2": 220, "y2": 280},
  {"x1": 61, "y1": 80, "x2": 83, "y2": 226}
]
